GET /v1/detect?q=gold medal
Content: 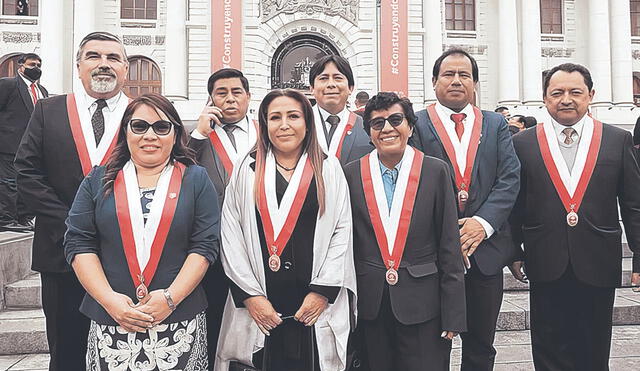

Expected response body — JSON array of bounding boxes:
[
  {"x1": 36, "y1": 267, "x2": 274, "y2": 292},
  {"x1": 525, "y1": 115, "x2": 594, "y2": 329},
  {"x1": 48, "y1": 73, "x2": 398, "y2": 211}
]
[
  {"x1": 566, "y1": 211, "x2": 578, "y2": 227},
  {"x1": 268, "y1": 254, "x2": 281, "y2": 272},
  {"x1": 458, "y1": 189, "x2": 469, "y2": 204},
  {"x1": 386, "y1": 268, "x2": 399, "y2": 285}
]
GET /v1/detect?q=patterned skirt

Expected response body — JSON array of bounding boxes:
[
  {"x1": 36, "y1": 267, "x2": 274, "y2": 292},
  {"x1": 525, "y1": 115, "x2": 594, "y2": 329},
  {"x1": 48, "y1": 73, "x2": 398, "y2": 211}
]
[{"x1": 86, "y1": 312, "x2": 208, "y2": 371}]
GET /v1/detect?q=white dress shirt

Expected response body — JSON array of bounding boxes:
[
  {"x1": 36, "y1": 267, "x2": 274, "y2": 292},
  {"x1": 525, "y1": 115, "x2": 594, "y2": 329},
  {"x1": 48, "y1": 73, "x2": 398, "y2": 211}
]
[
  {"x1": 551, "y1": 114, "x2": 585, "y2": 146},
  {"x1": 317, "y1": 105, "x2": 350, "y2": 135},
  {"x1": 18, "y1": 72, "x2": 43, "y2": 100},
  {"x1": 434, "y1": 102, "x2": 494, "y2": 238},
  {"x1": 191, "y1": 116, "x2": 252, "y2": 156}
]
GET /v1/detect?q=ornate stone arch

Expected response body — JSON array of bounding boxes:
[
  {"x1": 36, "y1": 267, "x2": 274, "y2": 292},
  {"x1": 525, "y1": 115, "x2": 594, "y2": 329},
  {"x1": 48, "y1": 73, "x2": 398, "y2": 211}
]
[{"x1": 270, "y1": 34, "x2": 341, "y2": 90}]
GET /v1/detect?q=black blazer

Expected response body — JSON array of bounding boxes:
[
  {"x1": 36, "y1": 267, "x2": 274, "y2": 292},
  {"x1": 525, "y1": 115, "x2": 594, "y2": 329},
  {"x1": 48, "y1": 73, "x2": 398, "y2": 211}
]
[
  {"x1": 344, "y1": 155, "x2": 466, "y2": 331},
  {"x1": 64, "y1": 165, "x2": 220, "y2": 325},
  {"x1": 0, "y1": 75, "x2": 48, "y2": 155},
  {"x1": 15, "y1": 95, "x2": 96, "y2": 273},
  {"x1": 335, "y1": 114, "x2": 374, "y2": 166},
  {"x1": 187, "y1": 135, "x2": 231, "y2": 205},
  {"x1": 510, "y1": 124, "x2": 640, "y2": 287},
  {"x1": 409, "y1": 108, "x2": 521, "y2": 275}
]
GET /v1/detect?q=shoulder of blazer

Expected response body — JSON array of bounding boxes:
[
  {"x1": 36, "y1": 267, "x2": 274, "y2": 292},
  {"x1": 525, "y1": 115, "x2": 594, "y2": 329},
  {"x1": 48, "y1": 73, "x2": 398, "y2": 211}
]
[
  {"x1": 601, "y1": 121, "x2": 630, "y2": 138},
  {"x1": 480, "y1": 110, "x2": 508, "y2": 129}
]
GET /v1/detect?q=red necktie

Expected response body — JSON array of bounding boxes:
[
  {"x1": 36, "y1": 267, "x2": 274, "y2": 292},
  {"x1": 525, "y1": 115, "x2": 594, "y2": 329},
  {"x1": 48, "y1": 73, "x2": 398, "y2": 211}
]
[
  {"x1": 450, "y1": 113, "x2": 467, "y2": 140},
  {"x1": 29, "y1": 83, "x2": 38, "y2": 104}
]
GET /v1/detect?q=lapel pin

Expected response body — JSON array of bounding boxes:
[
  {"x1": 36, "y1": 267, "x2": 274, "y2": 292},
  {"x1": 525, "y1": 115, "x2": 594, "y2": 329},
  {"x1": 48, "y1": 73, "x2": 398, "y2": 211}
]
[
  {"x1": 169, "y1": 193, "x2": 177, "y2": 199},
  {"x1": 347, "y1": 130, "x2": 352, "y2": 135}
]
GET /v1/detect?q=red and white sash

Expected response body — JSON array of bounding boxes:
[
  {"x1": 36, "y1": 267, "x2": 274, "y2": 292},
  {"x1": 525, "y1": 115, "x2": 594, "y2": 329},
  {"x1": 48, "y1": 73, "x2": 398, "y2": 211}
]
[
  {"x1": 208, "y1": 118, "x2": 258, "y2": 176},
  {"x1": 427, "y1": 104, "x2": 482, "y2": 208},
  {"x1": 315, "y1": 107, "x2": 358, "y2": 159},
  {"x1": 114, "y1": 161, "x2": 185, "y2": 299},
  {"x1": 66, "y1": 93, "x2": 128, "y2": 176},
  {"x1": 536, "y1": 116, "x2": 602, "y2": 226},
  {"x1": 360, "y1": 146, "x2": 423, "y2": 285},
  {"x1": 257, "y1": 152, "x2": 314, "y2": 271}
]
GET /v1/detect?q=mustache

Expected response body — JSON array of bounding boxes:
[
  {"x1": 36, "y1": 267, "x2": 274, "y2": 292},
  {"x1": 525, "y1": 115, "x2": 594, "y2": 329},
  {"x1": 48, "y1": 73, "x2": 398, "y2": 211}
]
[{"x1": 91, "y1": 68, "x2": 116, "y2": 78}]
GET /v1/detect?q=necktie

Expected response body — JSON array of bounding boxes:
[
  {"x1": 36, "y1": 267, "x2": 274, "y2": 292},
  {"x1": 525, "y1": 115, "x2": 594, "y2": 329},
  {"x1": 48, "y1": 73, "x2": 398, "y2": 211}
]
[
  {"x1": 223, "y1": 124, "x2": 239, "y2": 151},
  {"x1": 450, "y1": 113, "x2": 467, "y2": 141},
  {"x1": 562, "y1": 127, "x2": 576, "y2": 145},
  {"x1": 29, "y1": 83, "x2": 38, "y2": 105},
  {"x1": 92, "y1": 99, "x2": 108, "y2": 145},
  {"x1": 326, "y1": 115, "x2": 341, "y2": 144}
]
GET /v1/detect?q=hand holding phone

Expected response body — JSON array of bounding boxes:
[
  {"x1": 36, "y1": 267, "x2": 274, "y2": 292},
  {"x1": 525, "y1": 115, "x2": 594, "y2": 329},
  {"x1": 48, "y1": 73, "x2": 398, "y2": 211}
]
[{"x1": 195, "y1": 99, "x2": 224, "y2": 137}]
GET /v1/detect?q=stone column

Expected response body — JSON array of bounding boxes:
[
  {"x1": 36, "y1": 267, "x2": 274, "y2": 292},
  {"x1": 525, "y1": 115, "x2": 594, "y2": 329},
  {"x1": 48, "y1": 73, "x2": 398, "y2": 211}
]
[
  {"x1": 164, "y1": 0, "x2": 188, "y2": 100},
  {"x1": 610, "y1": 0, "x2": 634, "y2": 105},
  {"x1": 73, "y1": 0, "x2": 98, "y2": 93},
  {"x1": 520, "y1": 0, "x2": 543, "y2": 104},
  {"x1": 39, "y1": 0, "x2": 66, "y2": 94},
  {"x1": 588, "y1": 0, "x2": 612, "y2": 106},
  {"x1": 423, "y1": 0, "x2": 443, "y2": 104},
  {"x1": 497, "y1": 0, "x2": 520, "y2": 105}
]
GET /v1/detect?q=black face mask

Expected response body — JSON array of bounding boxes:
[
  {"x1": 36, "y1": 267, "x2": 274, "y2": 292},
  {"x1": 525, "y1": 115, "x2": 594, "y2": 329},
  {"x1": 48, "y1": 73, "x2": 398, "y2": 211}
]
[{"x1": 22, "y1": 66, "x2": 42, "y2": 82}]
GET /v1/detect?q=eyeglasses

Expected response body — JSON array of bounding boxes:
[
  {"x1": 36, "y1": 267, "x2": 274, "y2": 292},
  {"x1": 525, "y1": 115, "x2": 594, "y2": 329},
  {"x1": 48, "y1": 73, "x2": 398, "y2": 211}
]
[
  {"x1": 368, "y1": 113, "x2": 406, "y2": 131},
  {"x1": 128, "y1": 119, "x2": 174, "y2": 136}
]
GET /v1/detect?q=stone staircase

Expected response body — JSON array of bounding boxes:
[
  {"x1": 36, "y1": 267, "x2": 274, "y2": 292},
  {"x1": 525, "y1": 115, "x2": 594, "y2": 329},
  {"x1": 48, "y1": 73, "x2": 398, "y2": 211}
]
[{"x1": 0, "y1": 232, "x2": 639, "y2": 357}]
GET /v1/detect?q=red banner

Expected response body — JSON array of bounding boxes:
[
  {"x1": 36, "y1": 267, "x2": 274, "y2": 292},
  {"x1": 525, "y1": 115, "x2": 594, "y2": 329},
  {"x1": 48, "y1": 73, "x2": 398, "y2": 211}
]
[
  {"x1": 379, "y1": 0, "x2": 408, "y2": 96},
  {"x1": 211, "y1": 0, "x2": 243, "y2": 71}
]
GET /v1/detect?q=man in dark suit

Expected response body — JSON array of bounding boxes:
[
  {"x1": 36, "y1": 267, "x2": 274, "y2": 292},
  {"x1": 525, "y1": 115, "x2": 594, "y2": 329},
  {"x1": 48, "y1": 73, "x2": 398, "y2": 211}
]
[
  {"x1": 509, "y1": 63, "x2": 640, "y2": 370},
  {"x1": 345, "y1": 92, "x2": 465, "y2": 371},
  {"x1": 14, "y1": 32, "x2": 129, "y2": 371},
  {"x1": 187, "y1": 67, "x2": 255, "y2": 366},
  {"x1": 309, "y1": 55, "x2": 372, "y2": 166},
  {"x1": 409, "y1": 48, "x2": 521, "y2": 370},
  {"x1": 0, "y1": 52, "x2": 48, "y2": 232}
]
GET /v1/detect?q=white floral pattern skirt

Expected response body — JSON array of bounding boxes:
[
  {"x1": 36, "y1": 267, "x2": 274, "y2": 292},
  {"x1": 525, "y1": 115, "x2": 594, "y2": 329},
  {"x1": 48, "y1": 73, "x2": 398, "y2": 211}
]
[{"x1": 86, "y1": 312, "x2": 207, "y2": 371}]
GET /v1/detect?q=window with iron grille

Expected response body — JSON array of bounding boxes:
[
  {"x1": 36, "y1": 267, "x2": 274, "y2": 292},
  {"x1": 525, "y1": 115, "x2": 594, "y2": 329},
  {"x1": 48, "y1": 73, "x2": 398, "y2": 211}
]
[{"x1": 445, "y1": 0, "x2": 476, "y2": 31}]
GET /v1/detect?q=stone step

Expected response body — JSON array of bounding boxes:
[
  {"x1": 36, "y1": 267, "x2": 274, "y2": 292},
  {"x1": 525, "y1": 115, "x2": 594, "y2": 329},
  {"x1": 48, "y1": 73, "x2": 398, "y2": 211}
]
[
  {"x1": 503, "y1": 257, "x2": 634, "y2": 291},
  {"x1": 4, "y1": 275, "x2": 41, "y2": 309},
  {"x1": 496, "y1": 287, "x2": 640, "y2": 331},
  {"x1": 0, "y1": 309, "x2": 48, "y2": 355},
  {"x1": 0, "y1": 232, "x2": 34, "y2": 309}
]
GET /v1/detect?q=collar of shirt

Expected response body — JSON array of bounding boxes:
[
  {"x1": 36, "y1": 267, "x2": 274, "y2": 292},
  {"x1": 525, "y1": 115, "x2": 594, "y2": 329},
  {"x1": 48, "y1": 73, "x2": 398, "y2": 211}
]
[
  {"x1": 18, "y1": 72, "x2": 35, "y2": 88},
  {"x1": 434, "y1": 102, "x2": 475, "y2": 129},
  {"x1": 226, "y1": 116, "x2": 250, "y2": 133},
  {"x1": 317, "y1": 105, "x2": 349, "y2": 128},
  {"x1": 378, "y1": 158, "x2": 402, "y2": 180},
  {"x1": 549, "y1": 112, "x2": 586, "y2": 144},
  {"x1": 77, "y1": 87, "x2": 124, "y2": 115}
]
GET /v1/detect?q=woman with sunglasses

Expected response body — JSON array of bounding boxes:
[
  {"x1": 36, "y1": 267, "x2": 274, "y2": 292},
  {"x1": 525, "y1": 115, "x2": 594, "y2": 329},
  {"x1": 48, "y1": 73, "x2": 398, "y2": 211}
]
[
  {"x1": 343, "y1": 92, "x2": 466, "y2": 371},
  {"x1": 64, "y1": 93, "x2": 220, "y2": 370},
  {"x1": 215, "y1": 89, "x2": 356, "y2": 371}
]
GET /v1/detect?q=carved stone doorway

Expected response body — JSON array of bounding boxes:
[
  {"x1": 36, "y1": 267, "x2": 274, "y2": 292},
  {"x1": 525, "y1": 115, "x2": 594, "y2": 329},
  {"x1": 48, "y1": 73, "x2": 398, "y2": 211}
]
[{"x1": 271, "y1": 34, "x2": 340, "y2": 99}]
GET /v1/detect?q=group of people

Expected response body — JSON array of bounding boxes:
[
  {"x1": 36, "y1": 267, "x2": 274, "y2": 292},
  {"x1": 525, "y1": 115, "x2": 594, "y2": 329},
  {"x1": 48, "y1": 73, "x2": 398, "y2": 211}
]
[{"x1": 1, "y1": 30, "x2": 638, "y2": 371}]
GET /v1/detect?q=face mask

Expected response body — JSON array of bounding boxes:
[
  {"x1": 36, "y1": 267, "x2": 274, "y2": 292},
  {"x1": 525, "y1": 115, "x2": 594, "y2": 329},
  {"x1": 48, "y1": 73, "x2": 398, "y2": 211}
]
[{"x1": 22, "y1": 66, "x2": 42, "y2": 82}]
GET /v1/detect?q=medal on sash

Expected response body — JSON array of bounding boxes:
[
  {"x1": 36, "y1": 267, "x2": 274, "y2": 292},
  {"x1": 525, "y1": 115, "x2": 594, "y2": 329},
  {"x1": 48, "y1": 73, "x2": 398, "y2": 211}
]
[
  {"x1": 66, "y1": 94, "x2": 120, "y2": 176},
  {"x1": 536, "y1": 120, "x2": 602, "y2": 227},
  {"x1": 360, "y1": 147, "x2": 423, "y2": 285},
  {"x1": 208, "y1": 118, "x2": 258, "y2": 177},
  {"x1": 257, "y1": 153, "x2": 314, "y2": 272},
  {"x1": 114, "y1": 161, "x2": 185, "y2": 300},
  {"x1": 427, "y1": 104, "x2": 482, "y2": 211}
]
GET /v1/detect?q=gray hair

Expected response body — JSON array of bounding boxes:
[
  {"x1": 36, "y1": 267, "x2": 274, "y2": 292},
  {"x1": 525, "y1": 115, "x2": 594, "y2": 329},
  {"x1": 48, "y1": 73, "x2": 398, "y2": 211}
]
[{"x1": 75, "y1": 31, "x2": 128, "y2": 64}]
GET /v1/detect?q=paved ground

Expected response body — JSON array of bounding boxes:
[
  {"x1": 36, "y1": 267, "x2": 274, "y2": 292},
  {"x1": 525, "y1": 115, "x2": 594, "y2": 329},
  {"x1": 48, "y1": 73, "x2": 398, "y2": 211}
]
[{"x1": 1, "y1": 326, "x2": 640, "y2": 370}]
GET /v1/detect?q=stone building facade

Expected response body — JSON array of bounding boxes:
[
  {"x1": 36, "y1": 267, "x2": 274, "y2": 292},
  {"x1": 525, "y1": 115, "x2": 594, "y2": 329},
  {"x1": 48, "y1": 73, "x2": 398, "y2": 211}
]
[{"x1": 1, "y1": 0, "x2": 639, "y2": 128}]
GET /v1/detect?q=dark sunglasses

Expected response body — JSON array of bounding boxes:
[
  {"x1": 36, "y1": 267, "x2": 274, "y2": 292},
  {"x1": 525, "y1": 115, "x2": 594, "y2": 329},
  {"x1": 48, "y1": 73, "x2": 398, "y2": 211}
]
[
  {"x1": 128, "y1": 119, "x2": 174, "y2": 136},
  {"x1": 368, "y1": 113, "x2": 406, "y2": 131}
]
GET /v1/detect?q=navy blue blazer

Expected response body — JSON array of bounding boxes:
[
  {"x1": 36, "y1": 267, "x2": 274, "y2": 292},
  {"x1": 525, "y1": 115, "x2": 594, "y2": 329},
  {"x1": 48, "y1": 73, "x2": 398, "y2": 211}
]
[
  {"x1": 409, "y1": 108, "x2": 521, "y2": 275},
  {"x1": 64, "y1": 164, "x2": 220, "y2": 325}
]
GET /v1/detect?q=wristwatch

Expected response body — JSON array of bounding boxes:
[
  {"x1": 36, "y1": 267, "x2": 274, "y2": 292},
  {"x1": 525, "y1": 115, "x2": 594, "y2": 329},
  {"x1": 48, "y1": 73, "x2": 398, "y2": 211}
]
[{"x1": 163, "y1": 289, "x2": 176, "y2": 311}]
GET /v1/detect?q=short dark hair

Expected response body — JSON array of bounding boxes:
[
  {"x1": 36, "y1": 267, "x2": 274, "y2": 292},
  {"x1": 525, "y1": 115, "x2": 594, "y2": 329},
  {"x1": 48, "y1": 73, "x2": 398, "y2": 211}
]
[
  {"x1": 355, "y1": 91, "x2": 369, "y2": 104},
  {"x1": 495, "y1": 106, "x2": 509, "y2": 113},
  {"x1": 511, "y1": 115, "x2": 526, "y2": 124},
  {"x1": 432, "y1": 48, "x2": 479, "y2": 82},
  {"x1": 76, "y1": 31, "x2": 127, "y2": 63},
  {"x1": 523, "y1": 116, "x2": 538, "y2": 128},
  {"x1": 18, "y1": 53, "x2": 41, "y2": 65},
  {"x1": 309, "y1": 55, "x2": 355, "y2": 88},
  {"x1": 543, "y1": 63, "x2": 594, "y2": 96},
  {"x1": 207, "y1": 68, "x2": 250, "y2": 95},
  {"x1": 362, "y1": 92, "x2": 417, "y2": 135}
]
